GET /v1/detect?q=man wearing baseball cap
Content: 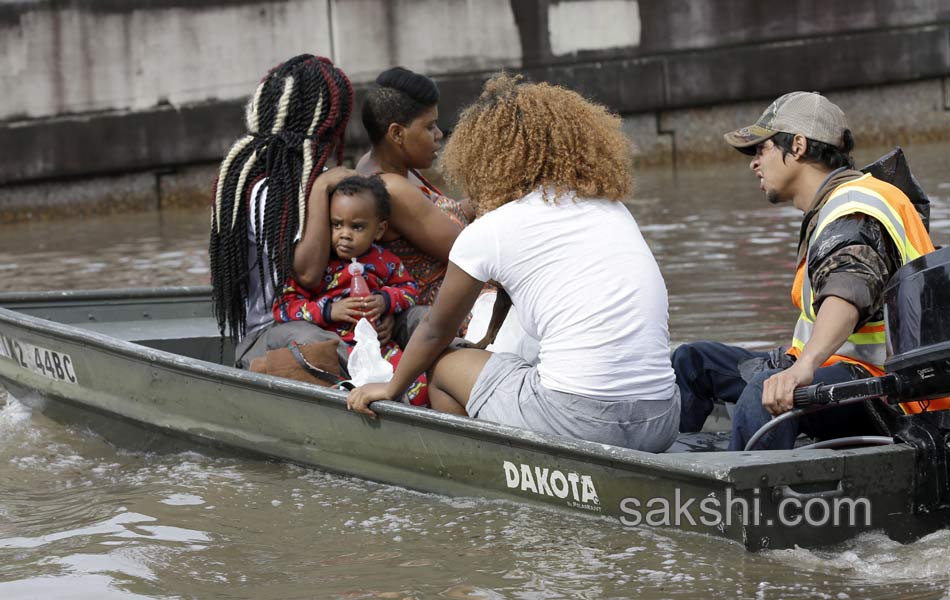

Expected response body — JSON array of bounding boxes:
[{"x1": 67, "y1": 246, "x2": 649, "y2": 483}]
[{"x1": 672, "y1": 91, "x2": 939, "y2": 450}]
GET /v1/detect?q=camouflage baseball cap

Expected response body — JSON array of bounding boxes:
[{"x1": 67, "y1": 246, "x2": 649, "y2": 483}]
[{"x1": 724, "y1": 91, "x2": 848, "y2": 155}]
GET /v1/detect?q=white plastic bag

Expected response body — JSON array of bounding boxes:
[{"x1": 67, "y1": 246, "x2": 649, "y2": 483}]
[{"x1": 347, "y1": 318, "x2": 394, "y2": 387}]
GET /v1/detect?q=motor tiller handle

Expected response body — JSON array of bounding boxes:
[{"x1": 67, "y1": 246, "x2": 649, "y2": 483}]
[{"x1": 792, "y1": 374, "x2": 903, "y2": 408}]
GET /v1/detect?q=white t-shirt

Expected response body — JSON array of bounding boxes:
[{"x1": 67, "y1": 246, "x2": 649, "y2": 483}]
[{"x1": 449, "y1": 190, "x2": 675, "y2": 399}]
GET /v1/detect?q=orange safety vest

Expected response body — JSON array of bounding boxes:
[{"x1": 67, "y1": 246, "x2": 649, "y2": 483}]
[{"x1": 787, "y1": 173, "x2": 950, "y2": 414}]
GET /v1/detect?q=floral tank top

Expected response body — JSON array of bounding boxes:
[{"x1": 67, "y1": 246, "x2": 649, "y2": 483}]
[{"x1": 379, "y1": 170, "x2": 470, "y2": 305}]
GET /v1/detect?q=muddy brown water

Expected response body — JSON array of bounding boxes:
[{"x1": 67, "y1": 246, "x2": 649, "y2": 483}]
[{"x1": 1, "y1": 144, "x2": 949, "y2": 599}]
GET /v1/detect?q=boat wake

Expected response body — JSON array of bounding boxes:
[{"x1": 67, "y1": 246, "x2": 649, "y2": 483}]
[{"x1": 769, "y1": 529, "x2": 950, "y2": 585}]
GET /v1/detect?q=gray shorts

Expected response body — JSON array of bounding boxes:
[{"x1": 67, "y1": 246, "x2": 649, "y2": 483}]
[{"x1": 468, "y1": 353, "x2": 681, "y2": 453}]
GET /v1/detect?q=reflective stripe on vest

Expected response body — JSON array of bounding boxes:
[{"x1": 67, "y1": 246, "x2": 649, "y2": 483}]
[
  {"x1": 791, "y1": 316, "x2": 886, "y2": 368},
  {"x1": 790, "y1": 175, "x2": 929, "y2": 372}
]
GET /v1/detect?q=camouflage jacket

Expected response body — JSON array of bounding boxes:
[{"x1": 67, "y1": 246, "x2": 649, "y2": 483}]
[{"x1": 798, "y1": 168, "x2": 902, "y2": 329}]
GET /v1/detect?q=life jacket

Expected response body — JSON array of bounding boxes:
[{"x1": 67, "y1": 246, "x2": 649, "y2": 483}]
[{"x1": 787, "y1": 173, "x2": 950, "y2": 414}]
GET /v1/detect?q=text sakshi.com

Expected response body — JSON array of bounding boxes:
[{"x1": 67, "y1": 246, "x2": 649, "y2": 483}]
[{"x1": 618, "y1": 488, "x2": 871, "y2": 528}]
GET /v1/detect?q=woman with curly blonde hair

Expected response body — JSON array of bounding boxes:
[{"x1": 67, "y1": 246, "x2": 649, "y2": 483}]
[{"x1": 348, "y1": 74, "x2": 680, "y2": 452}]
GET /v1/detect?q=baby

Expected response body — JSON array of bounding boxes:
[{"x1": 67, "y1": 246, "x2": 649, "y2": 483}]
[{"x1": 273, "y1": 175, "x2": 428, "y2": 406}]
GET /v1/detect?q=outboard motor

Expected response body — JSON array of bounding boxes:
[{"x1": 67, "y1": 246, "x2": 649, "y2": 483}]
[
  {"x1": 791, "y1": 246, "x2": 950, "y2": 408},
  {"x1": 882, "y1": 245, "x2": 950, "y2": 401},
  {"x1": 882, "y1": 246, "x2": 950, "y2": 513},
  {"x1": 790, "y1": 246, "x2": 950, "y2": 512}
]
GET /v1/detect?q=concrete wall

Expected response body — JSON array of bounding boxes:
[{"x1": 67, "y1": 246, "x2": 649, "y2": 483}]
[
  {"x1": 0, "y1": 0, "x2": 525, "y2": 121},
  {"x1": 1, "y1": 1, "x2": 330, "y2": 120},
  {"x1": 2, "y1": 0, "x2": 950, "y2": 217}
]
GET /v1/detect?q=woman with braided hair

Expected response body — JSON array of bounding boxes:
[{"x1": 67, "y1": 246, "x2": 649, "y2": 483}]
[
  {"x1": 347, "y1": 74, "x2": 680, "y2": 452},
  {"x1": 209, "y1": 54, "x2": 357, "y2": 369}
]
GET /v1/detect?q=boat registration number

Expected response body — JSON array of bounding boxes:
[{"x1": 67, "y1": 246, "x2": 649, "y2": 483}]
[{"x1": 0, "y1": 334, "x2": 78, "y2": 385}]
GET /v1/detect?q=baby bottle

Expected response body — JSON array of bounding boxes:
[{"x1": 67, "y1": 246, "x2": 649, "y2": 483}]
[{"x1": 348, "y1": 258, "x2": 371, "y2": 317}]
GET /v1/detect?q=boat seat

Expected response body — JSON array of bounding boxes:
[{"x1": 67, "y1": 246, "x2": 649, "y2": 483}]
[{"x1": 77, "y1": 317, "x2": 233, "y2": 365}]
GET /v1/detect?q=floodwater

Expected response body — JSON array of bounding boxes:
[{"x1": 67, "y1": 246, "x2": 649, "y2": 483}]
[{"x1": 1, "y1": 143, "x2": 949, "y2": 599}]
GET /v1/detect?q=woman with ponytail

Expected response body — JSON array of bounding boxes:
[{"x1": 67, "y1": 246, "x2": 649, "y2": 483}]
[
  {"x1": 358, "y1": 67, "x2": 539, "y2": 361},
  {"x1": 356, "y1": 67, "x2": 475, "y2": 305},
  {"x1": 209, "y1": 54, "x2": 356, "y2": 368}
]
